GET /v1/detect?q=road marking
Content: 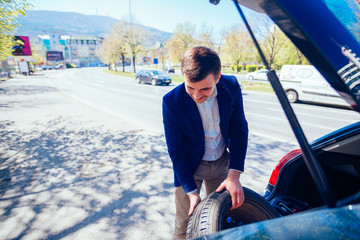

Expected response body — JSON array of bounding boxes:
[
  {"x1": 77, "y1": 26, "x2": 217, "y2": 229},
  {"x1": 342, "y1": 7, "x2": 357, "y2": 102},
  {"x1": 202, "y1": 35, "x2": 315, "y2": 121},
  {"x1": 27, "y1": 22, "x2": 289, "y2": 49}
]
[
  {"x1": 244, "y1": 98, "x2": 279, "y2": 106},
  {"x1": 246, "y1": 112, "x2": 336, "y2": 130},
  {"x1": 245, "y1": 96, "x2": 357, "y2": 117},
  {"x1": 246, "y1": 112, "x2": 286, "y2": 122},
  {"x1": 267, "y1": 107, "x2": 358, "y2": 123},
  {"x1": 249, "y1": 130, "x2": 298, "y2": 145},
  {"x1": 292, "y1": 103, "x2": 354, "y2": 115}
]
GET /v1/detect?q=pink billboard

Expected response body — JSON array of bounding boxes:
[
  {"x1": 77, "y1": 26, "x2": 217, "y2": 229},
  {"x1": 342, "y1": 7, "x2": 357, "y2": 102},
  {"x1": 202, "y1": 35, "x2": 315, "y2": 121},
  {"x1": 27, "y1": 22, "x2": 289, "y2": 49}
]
[{"x1": 12, "y1": 36, "x2": 32, "y2": 56}]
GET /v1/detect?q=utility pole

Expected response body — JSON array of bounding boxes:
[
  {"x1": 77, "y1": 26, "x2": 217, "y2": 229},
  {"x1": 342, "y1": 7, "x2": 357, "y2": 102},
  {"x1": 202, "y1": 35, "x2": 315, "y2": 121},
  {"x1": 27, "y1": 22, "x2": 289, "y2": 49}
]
[{"x1": 129, "y1": 0, "x2": 134, "y2": 72}]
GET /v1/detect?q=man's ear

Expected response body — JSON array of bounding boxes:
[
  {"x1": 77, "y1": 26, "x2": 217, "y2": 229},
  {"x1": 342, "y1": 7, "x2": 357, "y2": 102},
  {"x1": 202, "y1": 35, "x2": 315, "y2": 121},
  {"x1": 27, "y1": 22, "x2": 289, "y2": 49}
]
[{"x1": 215, "y1": 74, "x2": 221, "y2": 84}]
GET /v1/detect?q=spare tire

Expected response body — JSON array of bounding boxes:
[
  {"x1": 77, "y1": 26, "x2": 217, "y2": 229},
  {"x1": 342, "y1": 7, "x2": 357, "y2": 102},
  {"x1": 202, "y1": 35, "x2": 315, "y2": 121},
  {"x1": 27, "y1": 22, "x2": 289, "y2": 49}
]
[{"x1": 186, "y1": 187, "x2": 280, "y2": 239}]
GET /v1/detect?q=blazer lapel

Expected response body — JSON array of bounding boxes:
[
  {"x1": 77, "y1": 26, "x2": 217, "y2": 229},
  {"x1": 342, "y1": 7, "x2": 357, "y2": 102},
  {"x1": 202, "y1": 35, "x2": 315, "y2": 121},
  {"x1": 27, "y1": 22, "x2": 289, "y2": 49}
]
[
  {"x1": 217, "y1": 80, "x2": 231, "y2": 136},
  {"x1": 184, "y1": 88, "x2": 204, "y2": 139}
]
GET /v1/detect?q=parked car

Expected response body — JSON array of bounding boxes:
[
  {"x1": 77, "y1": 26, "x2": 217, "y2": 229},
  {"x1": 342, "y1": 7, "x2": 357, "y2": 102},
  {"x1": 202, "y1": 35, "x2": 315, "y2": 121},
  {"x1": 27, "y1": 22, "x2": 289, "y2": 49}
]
[
  {"x1": 279, "y1": 65, "x2": 349, "y2": 106},
  {"x1": 246, "y1": 69, "x2": 268, "y2": 80},
  {"x1": 135, "y1": 69, "x2": 171, "y2": 86},
  {"x1": 163, "y1": 67, "x2": 175, "y2": 73},
  {"x1": 187, "y1": 0, "x2": 360, "y2": 239},
  {"x1": 35, "y1": 66, "x2": 43, "y2": 71},
  {"x1": 42, "y1": 65, "x2": 53, "y2": 70},
  {"x1": 55, "y1": 64, "x2": 64, "y2": 70}
]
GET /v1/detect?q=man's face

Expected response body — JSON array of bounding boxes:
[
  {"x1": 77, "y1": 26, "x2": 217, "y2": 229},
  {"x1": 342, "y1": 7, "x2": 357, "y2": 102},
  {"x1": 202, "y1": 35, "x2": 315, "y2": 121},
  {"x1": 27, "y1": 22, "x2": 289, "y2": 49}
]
[{"x1": 184, "y1": 73, "x2": 220, "y2": 103}]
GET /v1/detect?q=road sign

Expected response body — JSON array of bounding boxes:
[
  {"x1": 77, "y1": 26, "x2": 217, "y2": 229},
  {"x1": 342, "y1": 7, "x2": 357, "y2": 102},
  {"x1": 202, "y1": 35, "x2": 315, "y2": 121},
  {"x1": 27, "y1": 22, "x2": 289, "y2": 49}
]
[{"x1": 153, "y1": 58, "x2": 158, "y2": 64}]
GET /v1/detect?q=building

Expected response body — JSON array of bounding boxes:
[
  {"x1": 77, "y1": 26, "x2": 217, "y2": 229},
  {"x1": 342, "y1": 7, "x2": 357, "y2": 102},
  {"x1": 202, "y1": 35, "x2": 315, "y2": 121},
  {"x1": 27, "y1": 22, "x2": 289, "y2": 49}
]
[{"x1": 38, "y1": 33, "x2": 104, "y2": 67}]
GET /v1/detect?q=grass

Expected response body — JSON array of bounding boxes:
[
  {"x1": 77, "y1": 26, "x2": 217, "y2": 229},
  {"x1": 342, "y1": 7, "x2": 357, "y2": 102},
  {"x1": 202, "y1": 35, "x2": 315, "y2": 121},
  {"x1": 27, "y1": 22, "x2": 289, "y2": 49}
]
[
  {"x1": 102, "y1": 69, "x2": 273, "y2": 93},
  {"x1": 103, "y1": 69, "x2": 136, "y2": 78},
  {"x1": 241, "y1": 81, "x2": 274, "y2": 93},
  {"x1": 221, "y1": 68, "x2": 247, "y2": 75},
  {"x1": 171, "y1": 75, "x2": 184, "y2": 83}
]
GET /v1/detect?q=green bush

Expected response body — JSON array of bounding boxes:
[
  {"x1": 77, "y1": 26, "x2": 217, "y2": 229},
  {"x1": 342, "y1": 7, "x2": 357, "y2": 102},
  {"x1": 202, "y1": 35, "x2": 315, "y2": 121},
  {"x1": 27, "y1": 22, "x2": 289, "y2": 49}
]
[
  {"x1": 230, "y1": 64, "x2": 242, "y2": 72},
  {"x1": 246, "y1": 65, "x2": 257, "y2": 72}
]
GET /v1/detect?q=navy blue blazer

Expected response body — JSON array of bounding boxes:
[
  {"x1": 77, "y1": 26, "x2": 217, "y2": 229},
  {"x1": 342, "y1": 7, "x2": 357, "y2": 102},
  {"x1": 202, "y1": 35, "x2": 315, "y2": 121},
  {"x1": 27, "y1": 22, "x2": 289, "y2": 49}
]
[{"x1": 162, "y1": 75, "x2": 248, "y2": 193}]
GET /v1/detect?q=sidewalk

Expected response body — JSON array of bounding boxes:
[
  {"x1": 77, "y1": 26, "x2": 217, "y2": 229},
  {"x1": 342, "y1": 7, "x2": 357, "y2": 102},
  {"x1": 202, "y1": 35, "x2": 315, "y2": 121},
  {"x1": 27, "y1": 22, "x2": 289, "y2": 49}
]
[{"x1": 0, "y1": 76, "x2": 175, "y2": 240}]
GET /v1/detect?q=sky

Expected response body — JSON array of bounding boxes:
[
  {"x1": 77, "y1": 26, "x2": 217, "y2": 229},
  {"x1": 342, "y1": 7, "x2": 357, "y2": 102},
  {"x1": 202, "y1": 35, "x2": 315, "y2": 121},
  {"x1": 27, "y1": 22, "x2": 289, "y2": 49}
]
[{"x1": 28, "y1": 0, "x2": 259, "y2": 34}]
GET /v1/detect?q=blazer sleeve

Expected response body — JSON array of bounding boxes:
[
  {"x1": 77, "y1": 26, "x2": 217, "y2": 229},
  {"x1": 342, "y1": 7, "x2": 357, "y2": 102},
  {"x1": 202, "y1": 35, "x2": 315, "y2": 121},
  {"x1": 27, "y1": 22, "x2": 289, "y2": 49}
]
[
  {"x1": 228, "y1": 83, "x2": 249, "y2": 172},
  {"x1": 162, "y1": 97, "x2": 198, "y2": 193}
]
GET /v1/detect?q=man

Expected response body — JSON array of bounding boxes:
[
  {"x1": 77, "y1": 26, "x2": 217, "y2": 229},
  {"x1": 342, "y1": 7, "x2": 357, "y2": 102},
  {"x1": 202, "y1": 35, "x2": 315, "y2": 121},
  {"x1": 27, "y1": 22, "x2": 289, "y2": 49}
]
[{"x1": 162, "y1": 46, "x2": 248, "y2": 239}]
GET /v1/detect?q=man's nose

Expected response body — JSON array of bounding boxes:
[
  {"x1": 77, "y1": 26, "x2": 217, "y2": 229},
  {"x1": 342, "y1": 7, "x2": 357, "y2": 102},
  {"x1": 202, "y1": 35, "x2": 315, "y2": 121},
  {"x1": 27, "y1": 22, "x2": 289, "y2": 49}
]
[{"x1": 193, "y1": 91, "x2": 202, "y2": 100}]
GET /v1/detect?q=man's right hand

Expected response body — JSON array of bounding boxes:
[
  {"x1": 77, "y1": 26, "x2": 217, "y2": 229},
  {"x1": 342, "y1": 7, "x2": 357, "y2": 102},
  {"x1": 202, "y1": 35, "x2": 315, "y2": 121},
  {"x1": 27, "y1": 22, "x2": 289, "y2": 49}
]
[{"x1": 188, "y1": 192, "x2": 201, "y2": 216}]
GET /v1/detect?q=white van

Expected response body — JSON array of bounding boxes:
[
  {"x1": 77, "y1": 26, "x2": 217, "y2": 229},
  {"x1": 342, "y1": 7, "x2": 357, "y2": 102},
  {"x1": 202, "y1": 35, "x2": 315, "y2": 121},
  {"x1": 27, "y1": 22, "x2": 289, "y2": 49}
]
[{"x1": 279, "y1": 65, "x2": 349, "y2": 107}]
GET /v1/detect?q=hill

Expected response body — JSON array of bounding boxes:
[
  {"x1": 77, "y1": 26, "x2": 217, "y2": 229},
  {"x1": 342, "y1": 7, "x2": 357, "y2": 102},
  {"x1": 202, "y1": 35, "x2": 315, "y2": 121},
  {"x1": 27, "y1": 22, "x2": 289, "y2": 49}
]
[{"x1": 15, "y1": 10, "x2": 172, "y2": 45}]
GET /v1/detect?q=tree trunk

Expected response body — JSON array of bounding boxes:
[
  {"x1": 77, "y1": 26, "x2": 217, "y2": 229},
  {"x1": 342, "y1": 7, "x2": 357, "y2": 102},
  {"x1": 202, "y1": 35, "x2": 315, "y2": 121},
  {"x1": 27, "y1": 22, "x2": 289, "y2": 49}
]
[
  {"x1": 121, "y1": 55, "x2": 125, "y2": 72},
  {"x1": 132, "y1": 56, "x2": 136, "y2": 73}
]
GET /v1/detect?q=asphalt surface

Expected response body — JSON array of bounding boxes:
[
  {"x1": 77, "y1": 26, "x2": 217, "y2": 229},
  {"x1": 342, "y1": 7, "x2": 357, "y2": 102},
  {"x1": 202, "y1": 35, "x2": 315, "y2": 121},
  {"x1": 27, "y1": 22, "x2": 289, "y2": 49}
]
[{"x1": 2, "y1": 69, "x2": 357, "y2": 239}]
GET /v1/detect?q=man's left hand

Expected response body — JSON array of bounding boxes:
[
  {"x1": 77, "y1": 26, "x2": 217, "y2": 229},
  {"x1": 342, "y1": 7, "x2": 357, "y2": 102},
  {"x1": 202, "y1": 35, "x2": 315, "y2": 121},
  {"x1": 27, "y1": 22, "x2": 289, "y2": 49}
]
[{"x1": 216, "y1": 170, "x2": 244, "y2": 210}]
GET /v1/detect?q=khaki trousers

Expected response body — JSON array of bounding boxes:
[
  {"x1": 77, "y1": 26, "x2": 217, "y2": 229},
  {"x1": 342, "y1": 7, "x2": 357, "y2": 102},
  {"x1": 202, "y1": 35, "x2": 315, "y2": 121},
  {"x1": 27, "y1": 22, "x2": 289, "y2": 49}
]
[{"x1": 173, "y1": 151, "x2": 229, "y2": 239}]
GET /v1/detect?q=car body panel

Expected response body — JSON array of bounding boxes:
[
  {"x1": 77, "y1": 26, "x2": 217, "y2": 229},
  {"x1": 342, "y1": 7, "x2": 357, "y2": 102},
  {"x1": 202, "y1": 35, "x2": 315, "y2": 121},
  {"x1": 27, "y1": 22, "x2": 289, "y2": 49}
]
[
  {"x1": 135, "y1": 69, "x2": 171, "y2": 85},
  {"x1": 163, "y1": 67, "x2": 175, "y2": 73},
  {"x1": 193, "y1": 204, "x2": 360, "y2": 240},
  {"x1": 279, "y1": 65, "x2": 349, "y2": 106},
  {"x1": 246, "y1": 69, "x2": 268, "y2": 80}
]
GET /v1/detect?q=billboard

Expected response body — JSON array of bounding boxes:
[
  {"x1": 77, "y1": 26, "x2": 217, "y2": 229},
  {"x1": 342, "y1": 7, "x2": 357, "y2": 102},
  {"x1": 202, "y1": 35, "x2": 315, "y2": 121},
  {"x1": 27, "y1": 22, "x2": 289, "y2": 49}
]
[
  {"x1": 12, "y1": 36, "x2": 32, "y2": 56},
  {"x1": 46, "y1": 51, "x2": 64, "y2": 61}
]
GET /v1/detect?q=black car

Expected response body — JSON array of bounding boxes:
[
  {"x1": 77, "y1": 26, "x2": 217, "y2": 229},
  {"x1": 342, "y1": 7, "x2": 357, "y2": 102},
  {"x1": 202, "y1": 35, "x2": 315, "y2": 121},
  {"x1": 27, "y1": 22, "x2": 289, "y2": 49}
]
[
  {"x1": 187, "y1": 0, "x2": 360, "y2": 239},
  {"x1": 163, "y1": 67, "x2": 175, "y2": 73},
  {"x1": 135, "y1": 69, "x2": 171, "y2": 86}
]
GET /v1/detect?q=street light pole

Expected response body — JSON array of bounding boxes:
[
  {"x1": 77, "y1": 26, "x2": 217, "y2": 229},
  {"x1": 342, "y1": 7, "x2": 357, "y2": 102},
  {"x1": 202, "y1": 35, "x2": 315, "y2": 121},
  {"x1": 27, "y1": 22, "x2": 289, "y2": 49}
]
[
  {"x1": 129, "y1": 0, "x2": 134, "y2": 72},
  {"x1": 129, "y1": 0, "x2": 132, "y2": 24}
]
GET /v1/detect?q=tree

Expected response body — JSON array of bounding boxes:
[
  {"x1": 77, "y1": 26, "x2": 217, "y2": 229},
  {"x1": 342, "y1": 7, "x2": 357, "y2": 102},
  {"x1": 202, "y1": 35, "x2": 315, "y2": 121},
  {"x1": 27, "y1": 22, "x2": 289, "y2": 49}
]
[
  {"x1": 123, "y1": 22, "x2": 147, "y2": 73},
  {"x1": 195, "y1": 23, "x2": 215, "y2": 49},
  {"x1": 0, "y1": 0, "x2": 32, "y2": 61},
  {"x1": 274, "y1": 37, "x2": 310, "y2": 66},
  {"x1": 223, "y1": 26, "x2": 252, "y2": 72},
  {"x1": 29, "y1": 38, "x2": 45, "y2": 66},
  {"x1": 98, "y1": 18, "x2": 148, "y2": 73},
  {"x1": 112, "y1": 21, "x2": 129, "y2": 72},
  {"x1": 167, "y1": 22, "x2": 196, "y2": 64},
  {"x1": 255, "y1": 17, "x2": 287, "y2": 69},
  {"x1": 97, "y1": 34, "x2": 121, "y2": 71}
]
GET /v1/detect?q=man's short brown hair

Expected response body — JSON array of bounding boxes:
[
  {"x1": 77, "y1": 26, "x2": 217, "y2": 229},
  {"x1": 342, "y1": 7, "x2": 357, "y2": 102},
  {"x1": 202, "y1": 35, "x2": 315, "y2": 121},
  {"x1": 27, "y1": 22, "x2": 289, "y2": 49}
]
[{"x1": 181, "y1": 46, "x2": 221, "y2": 82}]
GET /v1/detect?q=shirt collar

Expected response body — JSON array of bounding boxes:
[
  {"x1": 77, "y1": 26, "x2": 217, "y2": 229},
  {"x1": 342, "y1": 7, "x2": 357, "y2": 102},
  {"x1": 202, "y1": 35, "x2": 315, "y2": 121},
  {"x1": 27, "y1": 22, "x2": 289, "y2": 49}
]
[{"x1": 205, "y1": 85, "x2": 218, "y2": 103}]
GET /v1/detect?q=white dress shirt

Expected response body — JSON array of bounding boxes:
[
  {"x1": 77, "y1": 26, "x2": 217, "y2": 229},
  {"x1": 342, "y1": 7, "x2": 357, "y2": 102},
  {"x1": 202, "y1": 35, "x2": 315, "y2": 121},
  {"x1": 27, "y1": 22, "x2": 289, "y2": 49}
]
[
  {"x1": 186, "y1": 86, "x2": 242, "y2": 195},
  {"x1": 196, "y1": 87, "x2": 225, "y2": 161}
]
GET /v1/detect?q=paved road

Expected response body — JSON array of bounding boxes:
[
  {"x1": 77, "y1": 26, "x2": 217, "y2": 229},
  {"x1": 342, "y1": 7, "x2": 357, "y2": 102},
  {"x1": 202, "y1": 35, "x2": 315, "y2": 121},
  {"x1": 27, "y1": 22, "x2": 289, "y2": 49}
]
[
  {"x1": 47, "y1": 67, "x2": 359, "y2": 144},
  {"x1": 0, "y1": 68, "x2": 358, "y2": 239}
]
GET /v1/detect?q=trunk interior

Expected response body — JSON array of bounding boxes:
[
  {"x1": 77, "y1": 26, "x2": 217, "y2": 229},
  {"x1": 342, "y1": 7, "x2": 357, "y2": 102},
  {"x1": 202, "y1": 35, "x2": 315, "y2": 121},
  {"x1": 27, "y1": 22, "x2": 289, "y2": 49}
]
[{"x1": 267, "y1": 133, "x2": 360, "y2": 216}]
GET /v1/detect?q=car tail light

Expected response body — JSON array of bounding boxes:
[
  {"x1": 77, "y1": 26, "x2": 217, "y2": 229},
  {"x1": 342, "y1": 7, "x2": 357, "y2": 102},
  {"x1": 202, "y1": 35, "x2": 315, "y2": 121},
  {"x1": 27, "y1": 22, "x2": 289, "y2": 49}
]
[{"x1": 268, "y1": 149, "x2": 302, "y2": 186}]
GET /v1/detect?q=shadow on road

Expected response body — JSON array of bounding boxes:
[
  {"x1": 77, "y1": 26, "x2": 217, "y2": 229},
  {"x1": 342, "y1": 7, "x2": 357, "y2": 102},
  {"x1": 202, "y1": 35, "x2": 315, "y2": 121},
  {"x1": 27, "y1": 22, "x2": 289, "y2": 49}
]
[
  {"x1": 0, "y1": 118, "x2": 174, "y2": 239},
  {"x1": 0, "y1": 117, "x2": 297, "y2": 239},
  {"x1": 0, "y1": 76, "x2": 298, "y2": 239}
]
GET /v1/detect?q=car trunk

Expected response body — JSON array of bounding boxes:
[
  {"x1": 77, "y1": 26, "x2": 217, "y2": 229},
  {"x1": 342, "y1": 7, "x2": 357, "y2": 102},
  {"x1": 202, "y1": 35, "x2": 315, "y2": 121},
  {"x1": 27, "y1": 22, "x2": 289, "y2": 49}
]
[
  {"x1": 266, "y1": 124, "x2": 360, "y2": 215},
  {"x1": 233, "y1": 0, "x2": 360, "y2": 209}
]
